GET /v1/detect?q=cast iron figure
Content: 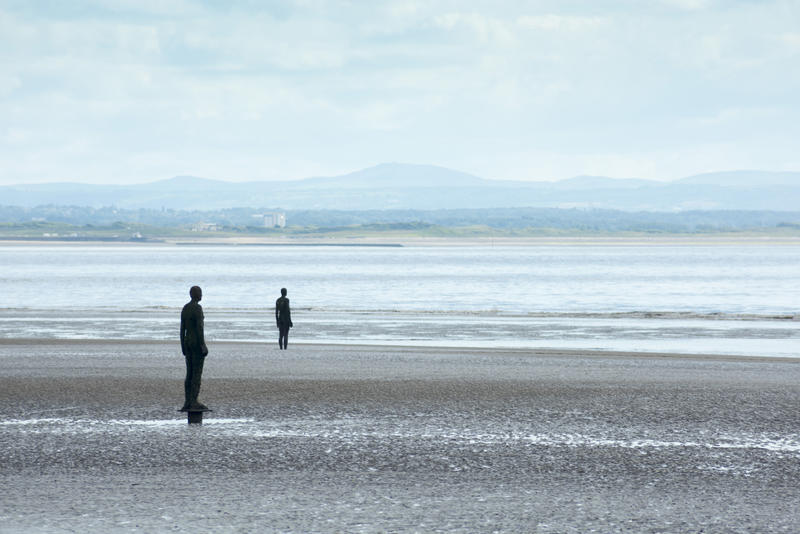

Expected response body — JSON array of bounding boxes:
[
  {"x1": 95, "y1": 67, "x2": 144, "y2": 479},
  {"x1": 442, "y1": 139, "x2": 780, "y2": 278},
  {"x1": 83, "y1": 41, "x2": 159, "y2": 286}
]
[
  {"x1": 181, "y1": 285, "x2": 208, "y2": 410},
  {"x1": 275, "y1": 287, "x2": 293, "y2": 349}
]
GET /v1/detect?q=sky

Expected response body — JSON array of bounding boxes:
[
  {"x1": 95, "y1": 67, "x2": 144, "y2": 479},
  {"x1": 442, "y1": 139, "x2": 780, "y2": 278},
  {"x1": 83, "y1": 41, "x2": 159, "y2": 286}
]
[{"x1": 1, "y1": 0, "x2": 799, "y2": 185}]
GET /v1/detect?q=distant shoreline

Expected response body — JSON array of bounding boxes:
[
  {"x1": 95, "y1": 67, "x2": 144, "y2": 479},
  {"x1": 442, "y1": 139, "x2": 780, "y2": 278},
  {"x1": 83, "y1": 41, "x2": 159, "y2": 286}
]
[{"x1": 3, "y1": 234, "x2": 800, "y2": 246}]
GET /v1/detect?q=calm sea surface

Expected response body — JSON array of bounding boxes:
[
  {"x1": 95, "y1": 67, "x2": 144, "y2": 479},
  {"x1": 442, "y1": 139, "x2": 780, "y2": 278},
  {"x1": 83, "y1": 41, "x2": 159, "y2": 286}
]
[{"x1": 1, "y1": 244, "x2": 799, "y2": 356}]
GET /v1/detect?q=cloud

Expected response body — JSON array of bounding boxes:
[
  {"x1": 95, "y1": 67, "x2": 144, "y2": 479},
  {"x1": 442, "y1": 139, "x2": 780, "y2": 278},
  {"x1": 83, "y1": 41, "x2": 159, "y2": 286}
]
[
  {"x1": 517, "y1": 14, "x2": 606, "y2": 32},
  {"x1": 689, "y1": 106, "x2": 782, "y2": 126},
  {"x1": 177, "y1": 13, "x2": 350, "y2": 71},
  {"x1": 660, "y1": 0, "x2": 713, "y2": 10},
  {"x1": 3, "y1": 128, "x2": 31, "y2": 145},
  {"x1": 780, "y1": 32, "x2": 800, "y2": 52},
  {"x1": 0, "y1": 75, "x2": 22, "y2": 97},
  {"x1": 0, "y1": 0, "x2": 797, "y2": 184},
  {"x1": 433, "y1": 13, "x2": 516, "y2": 45}
]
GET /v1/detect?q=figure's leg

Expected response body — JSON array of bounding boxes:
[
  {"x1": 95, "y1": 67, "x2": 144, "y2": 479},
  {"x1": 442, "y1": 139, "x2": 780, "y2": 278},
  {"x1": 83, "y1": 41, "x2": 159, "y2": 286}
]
[
  {"x1": 183, "y1": 355, "x2": 192, "y2": 408},
  {"x1": 279, "y1": 325, "x2": 289, "y2": 349},
  {"x1": 189, "y1": 352, "x2": 206, "y2": 408},
  {"x1": 278, "y1": 327, "x2": 284, "y2": 349}
]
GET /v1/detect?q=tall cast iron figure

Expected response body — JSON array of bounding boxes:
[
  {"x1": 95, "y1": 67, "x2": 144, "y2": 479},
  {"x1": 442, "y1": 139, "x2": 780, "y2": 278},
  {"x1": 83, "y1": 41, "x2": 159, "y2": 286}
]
[
  {"x1": 276, "y1": 287, "x2": 293, "y2": 349},
  {"x1": 180, "y1": 285, "x2": 208, "y2": 410}
]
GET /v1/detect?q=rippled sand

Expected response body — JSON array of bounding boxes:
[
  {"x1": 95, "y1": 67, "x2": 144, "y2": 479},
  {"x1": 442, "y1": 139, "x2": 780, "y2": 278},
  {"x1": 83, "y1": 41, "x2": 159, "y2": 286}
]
[{"x1": 1, "y1": 340, "x2": 799, "y2": 532}]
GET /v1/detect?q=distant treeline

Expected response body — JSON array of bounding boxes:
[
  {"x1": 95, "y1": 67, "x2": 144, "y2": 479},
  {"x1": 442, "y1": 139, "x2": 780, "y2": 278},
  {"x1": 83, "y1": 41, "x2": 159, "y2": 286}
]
[
  {"x1": 2, "y1": 205, "x2": 800, "y2": 233},
  {"x1": 287, "y1": 208, "x2": 800, "y2": 233}
]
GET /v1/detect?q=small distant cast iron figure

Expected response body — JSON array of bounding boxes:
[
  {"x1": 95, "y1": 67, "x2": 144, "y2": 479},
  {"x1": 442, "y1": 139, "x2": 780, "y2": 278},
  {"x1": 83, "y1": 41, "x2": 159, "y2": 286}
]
[
  {"x1": 275, "y1": 287, "x2": 293, "y2": 349},
  {"x1": 180, "y1": 285, "x2": 209, "y2": 411}
]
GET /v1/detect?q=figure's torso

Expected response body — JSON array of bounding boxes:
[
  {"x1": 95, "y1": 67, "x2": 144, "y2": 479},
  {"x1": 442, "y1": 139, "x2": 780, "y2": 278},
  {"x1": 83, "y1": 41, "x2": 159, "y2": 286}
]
[
  {"x1": 182, "y1": 301, "x2": 204, "y2": 349},
  {"x1": 276, "y1": 296, "x2": 291, "y2": 325}
]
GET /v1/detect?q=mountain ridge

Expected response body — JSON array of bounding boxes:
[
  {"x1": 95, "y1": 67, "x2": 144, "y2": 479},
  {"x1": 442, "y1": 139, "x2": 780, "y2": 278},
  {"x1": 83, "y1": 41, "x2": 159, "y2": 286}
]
[
  {"x1": 5, "y1": 163, "x2": 798, "y2": 189},
  {"x1": 1, "y1": 163, "x2": 798, "y2": 211}
]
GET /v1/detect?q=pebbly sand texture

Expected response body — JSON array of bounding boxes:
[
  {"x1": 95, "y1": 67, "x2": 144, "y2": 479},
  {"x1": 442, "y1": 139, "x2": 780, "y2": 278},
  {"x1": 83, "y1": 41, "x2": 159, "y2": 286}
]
[{"x1": 1, "y1": 340, "x2": 799, "y2": 533}]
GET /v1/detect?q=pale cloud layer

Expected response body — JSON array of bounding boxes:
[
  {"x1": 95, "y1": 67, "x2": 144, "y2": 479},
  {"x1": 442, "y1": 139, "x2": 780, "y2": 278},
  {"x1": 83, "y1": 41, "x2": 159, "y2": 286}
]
[{"x1": 0, "y1": 0, "x2": 798, "y2": 184}]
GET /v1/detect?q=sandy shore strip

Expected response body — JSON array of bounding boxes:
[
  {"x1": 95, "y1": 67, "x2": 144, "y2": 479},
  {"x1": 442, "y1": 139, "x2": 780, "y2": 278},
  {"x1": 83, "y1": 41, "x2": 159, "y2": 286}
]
[{"x1": 2, "y1": 341, "x2": 799, "y2": 532}]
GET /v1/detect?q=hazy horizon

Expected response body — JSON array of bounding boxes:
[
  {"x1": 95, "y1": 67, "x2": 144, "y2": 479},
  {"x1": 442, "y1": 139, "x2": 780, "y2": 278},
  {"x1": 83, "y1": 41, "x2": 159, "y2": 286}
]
[
  {"x1": 3, "y1": 163, "x2": 799, "y2": 212},
  {"x1": 1, "y1": 162, "x2": 799, "y2": 188},
  {"x1": 1, "y1": 1, "x2": 798, "y2": 186}
]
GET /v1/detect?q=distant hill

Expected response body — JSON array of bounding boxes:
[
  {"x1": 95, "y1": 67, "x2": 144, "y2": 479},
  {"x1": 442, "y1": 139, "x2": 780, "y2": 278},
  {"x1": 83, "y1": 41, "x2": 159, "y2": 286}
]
[
  {"x1": 1, "y1": 163, "x2": 798, "y2": 211},
  {"x1": 678, "y1": 171, "x2": 800, "y2": 187},
  {"x1": 549, "y1": 176, "x2": 658, "y2": 190},
  {"x1": 299, "y1": 163, "x2": 489, "y2": 188}
]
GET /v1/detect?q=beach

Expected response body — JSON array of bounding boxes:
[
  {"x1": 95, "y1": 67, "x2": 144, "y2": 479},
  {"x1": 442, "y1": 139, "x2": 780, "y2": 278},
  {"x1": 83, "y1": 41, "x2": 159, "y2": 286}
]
[{"x1": 2, "y1": 340, "x2": 799, "y2": 533}]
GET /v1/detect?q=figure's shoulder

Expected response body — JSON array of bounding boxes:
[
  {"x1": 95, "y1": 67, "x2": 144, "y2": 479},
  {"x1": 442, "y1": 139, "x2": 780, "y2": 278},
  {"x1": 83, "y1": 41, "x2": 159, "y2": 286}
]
[{"x1": 183, "y1": 301, "x2": 201, "y2": 314}]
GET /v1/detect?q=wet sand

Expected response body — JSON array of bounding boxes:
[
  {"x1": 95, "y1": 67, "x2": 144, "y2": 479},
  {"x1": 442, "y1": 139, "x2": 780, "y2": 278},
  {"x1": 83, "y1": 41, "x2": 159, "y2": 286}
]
[{"x1": 2, "y1": 340, "x2": 799, "y2": 533}]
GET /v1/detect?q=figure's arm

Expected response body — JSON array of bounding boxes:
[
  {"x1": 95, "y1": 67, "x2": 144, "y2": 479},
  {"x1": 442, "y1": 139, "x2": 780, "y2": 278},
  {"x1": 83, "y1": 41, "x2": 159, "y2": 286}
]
[
  {"x1": 275, "y1": 300, "x2": 280, "y2": 326},
  {"x1": 180, "y1": 312, "x2": 187, "y2": 355},
  {"x1": 199, "y1": 308, "x2": 208, "y2": 356}
]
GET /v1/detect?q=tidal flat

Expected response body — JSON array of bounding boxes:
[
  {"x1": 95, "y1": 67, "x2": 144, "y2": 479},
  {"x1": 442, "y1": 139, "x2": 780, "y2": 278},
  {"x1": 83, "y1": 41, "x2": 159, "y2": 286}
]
[{"x1": 1, "y1": 341, "x2": 799, "y2": 533}]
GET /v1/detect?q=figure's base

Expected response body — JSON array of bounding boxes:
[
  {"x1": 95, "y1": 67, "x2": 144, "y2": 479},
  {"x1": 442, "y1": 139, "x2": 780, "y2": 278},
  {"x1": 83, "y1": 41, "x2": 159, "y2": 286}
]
[{"x1": 178, "y1": 407, "x2": 212, "y2": 425}]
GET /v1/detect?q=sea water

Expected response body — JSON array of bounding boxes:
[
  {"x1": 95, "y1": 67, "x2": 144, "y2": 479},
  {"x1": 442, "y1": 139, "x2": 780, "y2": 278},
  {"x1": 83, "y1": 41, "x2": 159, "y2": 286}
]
[{"x1": 1, "y1": 244, "x2": 799, "y2": 356}]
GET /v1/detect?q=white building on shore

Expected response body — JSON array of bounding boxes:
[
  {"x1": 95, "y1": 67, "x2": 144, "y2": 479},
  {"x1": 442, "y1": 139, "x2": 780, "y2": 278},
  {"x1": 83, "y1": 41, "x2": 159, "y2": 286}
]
[
  {"x1": 191, "y1": 222, "x2": 220, "y2": 232},
  {"x1": 253, "y1": 212, "x2": 286, "y2": 228}
]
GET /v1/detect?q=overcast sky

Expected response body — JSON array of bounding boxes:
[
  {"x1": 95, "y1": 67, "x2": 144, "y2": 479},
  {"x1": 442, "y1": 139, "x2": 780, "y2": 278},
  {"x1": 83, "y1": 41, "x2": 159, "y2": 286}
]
[{"x1": 1, "y1": 0, "x2": 798, "y2": 185}]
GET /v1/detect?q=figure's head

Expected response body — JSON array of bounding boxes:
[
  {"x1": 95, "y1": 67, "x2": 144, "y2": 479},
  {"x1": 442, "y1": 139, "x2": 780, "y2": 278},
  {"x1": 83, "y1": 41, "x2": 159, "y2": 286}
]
[
  {"x1": 190, "y1": 285, "x2": 202, "y2": 301},
  {"x1": 281, "y1": 287, "x2": 287, "y2": 297}
]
